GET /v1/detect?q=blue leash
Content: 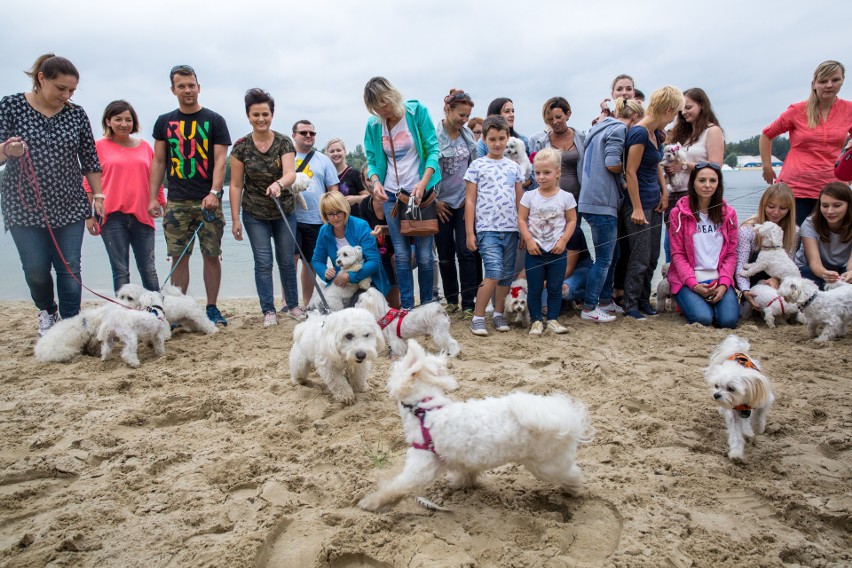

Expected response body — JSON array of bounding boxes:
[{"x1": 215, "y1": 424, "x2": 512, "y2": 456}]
[{"x1": 160, "y1": 212, "x2": 208, "y2": 287}]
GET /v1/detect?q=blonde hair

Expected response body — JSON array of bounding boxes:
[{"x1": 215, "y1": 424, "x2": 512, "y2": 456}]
[
  {"x1": 807, "y1": 60, "x2": 845, "y2": 128},
  {"x1": 614, "y1": 98, "x2": 645, "y2": 120},
  {"x1": 324, "y1": 138, "x2": 346, "y2": 153},
  {"x1": 646, "y1": 86, "x2": 685, "y2": 117},
  {"x1": 363, "y1": 76, "x2": 405, "y2": 120},
  {"x1": 742, "y1": 183, "x2": 797, "y2": 253},
  {"x1": 319, "y1": 191, "x2": 351, "y2": 223},
  {"x1": 533, "y1": 147, "x2": 562, "y2": 170}
]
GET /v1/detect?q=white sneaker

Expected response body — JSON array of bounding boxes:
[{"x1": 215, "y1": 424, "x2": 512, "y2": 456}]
[
  {"x1": 546, "y1": 320, "x2": 569, "y2": 334},
  {"x1": 581, "y1": 308, "x2": 616, "y2": 323},
  {"x1": 599, "y1": 301, "x2": 624, "y2": 314},
  {"x1": 38, "y1": 309, "x2": 61, "y2": 337},
  {"x1": 529, "y1": 321, "x2": 544, "y2": 336},
  {"x1": 263, "y1": 311, "x2": 278, "y2": 327}
]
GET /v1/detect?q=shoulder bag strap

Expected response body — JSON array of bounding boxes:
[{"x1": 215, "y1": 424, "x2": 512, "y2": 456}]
[
  {"x1": 296, "y1": 149, "x2": 315, "y2": 173},
  {"x1": 386, "y1": 120, "x2": 401, "y2": 189}
]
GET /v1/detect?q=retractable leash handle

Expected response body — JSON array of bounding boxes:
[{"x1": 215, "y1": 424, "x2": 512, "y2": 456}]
[
  {"x1": 406, "y1": 194, "x2": 421, "y2": 220},
  {"x1": 271, "y1": 196, "x2": 332, "y2": 315}
]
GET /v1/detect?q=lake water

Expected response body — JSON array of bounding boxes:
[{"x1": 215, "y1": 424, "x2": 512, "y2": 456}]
[{"x1": 0, "y1": 169, "x2": 771, "y2": 302}]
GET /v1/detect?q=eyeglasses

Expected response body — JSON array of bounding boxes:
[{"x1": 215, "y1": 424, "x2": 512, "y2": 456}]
[
  {"x1": 695, "y1": 161, "x2": 722, "y2": 172},
  {"x1": 324, "y1": 210, "x2": 345, "y2": 218},
  {"x1": 296, "y1": 130, "x2": 316, "y2": 137},
  {"x1": 472, "y1": 129, "x2": 482, "y2": 135},
  {"x1": 444, "y1": 92, "x2": 473, "y2": 104}
]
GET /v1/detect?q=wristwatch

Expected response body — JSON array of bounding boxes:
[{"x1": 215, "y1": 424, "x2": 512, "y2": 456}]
[{"x1": 210, "y1": 189, "x2": 223, "y2": 200}]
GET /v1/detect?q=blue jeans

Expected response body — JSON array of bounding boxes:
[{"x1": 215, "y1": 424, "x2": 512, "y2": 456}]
[
  {"x1": 564, "y1": 256, "x2": 592, "y2": 302},
  {"x1": 477, "y1": 231, "x2": 518, "y2": 286},
  {"x1": 675, "y1": 286, "x2": 739, "y2": 328},
  {"x1": 100, "y1": 212, "x2": 159, "y2": 292},
  {"x1": 582, "y1": 213, "x2": 619, "y2": 310},
  {"x1": 525, "y1": 250, "x2": 567, "y2": 322},
  {"x1": 800, "y1": 262, "x2": 846, "y2": 289},
  {"x1": 384, "y1": 193, "x2": 434, "y2": 309},
  {"x1": 10, "y1": 220, "x2": 85, "y2": 319},
  {"x1": 435, "y1": 203, "x2": 481, "y2": 310},
  {"x1": 242, "y1": 210, "x2": 299, "y2": 314}
]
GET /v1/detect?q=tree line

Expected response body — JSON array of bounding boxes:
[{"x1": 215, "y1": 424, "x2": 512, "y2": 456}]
[{"x1": 723, "y1": 135, "x2": 790, "y2": 168}]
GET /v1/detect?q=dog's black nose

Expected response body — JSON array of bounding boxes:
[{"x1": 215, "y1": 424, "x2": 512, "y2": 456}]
[
  {"x1": 355, "y1": 351, "x2": 366, "y2": 362},
  {"x1": 713, "y1": 392, "x2": 722, "y2": 400}
]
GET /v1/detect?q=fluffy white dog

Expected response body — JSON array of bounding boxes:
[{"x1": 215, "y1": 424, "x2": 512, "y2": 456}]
[
  {"x1": 98, "y1": 290, "x2": 171, "y2": 368},
  {"x1": 34, "y1": 306, "x2": 107, "y2": 363},
  {"x1": 661, "y1": 143, "x2": 689, "y2": 192},
  {"x1": 291, "y1": 172, "x2": 310, "y2": 209},
  {"x1": 704, "y1": 335, "x2": 775, "y2": 461},
  {"x1": 505, "y1": 137, "x2": 532, "y2": 183},
  {"x1": 289, "y1": 307, "x2": 384, "y2": 404},
  {"x1": 117, "y1": 283, "x2": 217, "y2": 334},
  {"x1": 505, "y1": 278, "x2": 531, "y2": 327},
  {"x1": 307, "y1": 245, "x2": 371, "y2": 312},
  {"x1": 656, "y1": 263, "x2": 673, "y2": 312},
  {"x1": 358, "y1": 340, "x2": 593, "y2": 512},
  {"x1": 355, "y1": 288, "x2": 460, "y2": 358},
  {"x1": 779, "y1": 277, "x2": 852, "y2": 342},
  {"x1": 748, "y1": 283, "x2": 805, "y2": 328},
  {"x1": 738, "y1": 222, "x2": 801, "y2": 281}
]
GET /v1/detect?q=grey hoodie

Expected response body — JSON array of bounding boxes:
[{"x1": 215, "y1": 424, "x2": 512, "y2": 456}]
[{"x1": 578, "y1": 117, "x2": 627, "y2": 217}]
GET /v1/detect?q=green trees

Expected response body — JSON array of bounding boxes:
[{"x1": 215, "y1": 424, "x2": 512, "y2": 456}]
[{"x1": 723, "y1": 135, "x2": 790, "y2": 167}]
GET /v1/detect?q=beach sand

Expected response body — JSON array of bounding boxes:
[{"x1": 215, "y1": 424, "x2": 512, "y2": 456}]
[{"x1": 0, "y1": 298, "x2": 849, "y2": 567}]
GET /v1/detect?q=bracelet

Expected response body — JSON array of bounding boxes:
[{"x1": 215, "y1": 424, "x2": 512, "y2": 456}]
[
  {"x1": 92, "y1": 194, "x2": 106, "y2": 199},
  {"x1": 275, "y1": 180, "x2": 284, "y2": 190}
]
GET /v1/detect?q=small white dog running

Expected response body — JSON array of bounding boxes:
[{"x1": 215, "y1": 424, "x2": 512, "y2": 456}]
[
  {"x1": 779, "y1": 277, "x2": 852, "y2": 342},
  {"x1": 307, "y1": 245, "x2": 372, "y2": 312},
  {"x1": 98, "y1": 290, "x2": 171, "y2": 368},
  {"x1": 358, "y1": 339, "x2": 593, "y2": 512},
  {"x1": 704, "y1": 335, "x2": 775, "y2": 461},
  {"x1": 355, "y1": 288, "x2": 460, "y2": 358},
  {"x1": 289, "y1": 307, "x2": 384, "y2": 404}
]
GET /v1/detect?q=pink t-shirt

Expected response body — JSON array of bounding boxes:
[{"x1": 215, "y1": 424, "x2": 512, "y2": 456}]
[
  {"x1": 83, "y1": 138, "x2": 165, "y2": 227},
  {"x1": 763, "y1": 99, "x2": 852, "y2": 199}
]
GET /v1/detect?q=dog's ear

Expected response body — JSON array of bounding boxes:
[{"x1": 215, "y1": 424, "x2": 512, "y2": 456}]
[
  {"x1": 372, "y1": 320, "x2": 385, "y2": 349},
  {"x1": 354, "y1": 245, "x2": 362, "y2": 257},
  {"x1": 745, "y1": 373, "x2": 772, "y2": 408}
]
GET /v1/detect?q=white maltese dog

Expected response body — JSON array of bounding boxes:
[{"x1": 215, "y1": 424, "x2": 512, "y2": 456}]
[
  {"x1": 748, "y1": 283, "x2": 805, "y2": 328},
  {"x1": 35, "y1": 306, "x2": 107, "y2": 363},
  {"x1": 358, "y1": 339, "x2": 594, "y2": 512},
  {"x1": 98, "y1": 290, "x2": 171, "y2": 368},
  {"x1": 307, "y1": 245, "x2": 371, "y2": 312},
  {"x1": 738, "y1": 222, "x2": 801, "y2": 281},
  {"x1": 704, "y1": 335, "x2": 775, "y2": 461},
  {"x1": 504, "y1": 278, "x2": 531, "y2": 327},
  {"x1": 289, "y1": 307, "x2": 384, "y2": 404},
  {"x1": 117, "y1": 283, "x2": 217, "y2": 334},
  {"x1": 660, "y1": 143, "x2": 688, "y2": 192},
  {"x1": 355, "y1": 288, "x2": 460, "y2": 358},
  {"x1": 656, "y1": 263, "x2": 673, "y2": 312},
  {"x1": 291, "y1": 172, "x2": 310, "y2": 209},
  {"x1": 779, "y1": 276, "x2": 852, "y2": 342},
  {"x1": 505, "y1": 137, "x2": 532, "y2": 184}
]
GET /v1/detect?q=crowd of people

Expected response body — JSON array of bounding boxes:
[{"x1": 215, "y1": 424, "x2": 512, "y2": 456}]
[{"x1": 1, "y1": 54, "x2": 851, "y2": 339}]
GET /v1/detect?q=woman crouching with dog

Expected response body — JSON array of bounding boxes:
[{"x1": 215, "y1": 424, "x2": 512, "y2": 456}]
[{"x1": 311, "y1": 192, "x2": 391, "y2": 305}]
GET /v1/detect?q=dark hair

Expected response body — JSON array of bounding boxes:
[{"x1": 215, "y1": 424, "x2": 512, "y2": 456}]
[
  {"x1": 634, "y1": 89, "x2": 645, "y2": 101},
  {"x1": 443, "y1": 88, "x2": 474, "y2": 111},
  {"x1": 25, "y1": 54, "x2": 79, "y2": 92},
  {"x1": 292, "y1": 119, "x2": 313, "y2": 134},
  {"x1": 541, "y1": 96, "x2": 571, "y2": 124},
  {"x1": 486, "y1": 97, "x2": 519, "y2": 138},
  {"x1": 245, "y1": 88, "x2": 274, "y2": 114},
  {"x1": 812, "y1": 182, "x2": 852, "y2": 243},
  {"x1": 169, "y1": 64, "x2": 197, "y2": 87},
  {"x1": 687, "y1": 163, "x2": 725, "y2": 225},
  {"x1": 101, "y1": 100, "x2": 139, "y2": 136},
  {"x1": 668, "y1": 88, "x2": 722, "y2": 146},
  {"x1": 482, "y1": 115, "x2": 510, "y2": 137}
]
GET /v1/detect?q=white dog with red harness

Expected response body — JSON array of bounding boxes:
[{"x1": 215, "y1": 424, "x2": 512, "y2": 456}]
[{"x1": 358, "y1": 339, "x2": 593, "y2": 512}]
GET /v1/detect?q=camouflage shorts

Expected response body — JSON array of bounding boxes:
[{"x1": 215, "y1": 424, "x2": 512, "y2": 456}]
[{"x1": 163, "y1": 200, "x2": 226, "y2": 257}]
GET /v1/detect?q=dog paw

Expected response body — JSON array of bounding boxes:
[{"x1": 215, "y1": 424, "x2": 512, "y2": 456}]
[
  {"x1": 357, "y1": 494, "x2": 385, "y2": 512},
  {"x1": 334, "y1": 393, "x2": 356, "y2": 405},
  {"x1": 728, "y1": 450, "x2": 745, "y2": 461}
]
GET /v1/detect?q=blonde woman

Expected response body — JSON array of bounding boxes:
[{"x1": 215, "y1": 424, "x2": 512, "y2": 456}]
[
  {"x1": 760, "y1": 60, "x2": 852, "y2": 225},
  {"x1": 325, "y1": 138, "x2": 367, "y2": 206},
  {"x1": 363, "y1": 76, "x2": 441, "y2": 309}
]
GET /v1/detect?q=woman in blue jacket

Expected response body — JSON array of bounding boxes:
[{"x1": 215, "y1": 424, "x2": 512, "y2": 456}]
[
  {"x1": 363, "y1": 76, "x2": 441, "y2": 309},
  {"x1": 311, "y1": 192, "x2": 390, "y2": 299}
]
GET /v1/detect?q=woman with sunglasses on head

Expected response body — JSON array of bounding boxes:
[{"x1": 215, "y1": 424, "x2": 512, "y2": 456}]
[
  {"x1": 667, "y1": 162, "x2": 739, "y2": 328},
  {"x1": 1, "y1": 54, "x2": 103, "y2": 337},
  {"x1": 83, "y1": 100, "x2": 165, "y2": 294},
  {"x1": 760, "y1": 60, "x2": 852, "y2": 226},
  {"x1": 436, "y1": 89, "x2": 481, "y2": 316},
  {"x1": 363, "y1": 76, "x2": 441, "y2": 310},
  {"x1": 529, "y1": 97, "x2": 585, "y2": 203}
]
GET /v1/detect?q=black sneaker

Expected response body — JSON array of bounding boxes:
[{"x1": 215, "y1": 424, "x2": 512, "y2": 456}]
[{"x1": 638, "y1": 301, "x2": 658, "y2": 316}]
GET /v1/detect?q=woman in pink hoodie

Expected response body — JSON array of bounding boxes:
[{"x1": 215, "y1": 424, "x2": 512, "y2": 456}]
[{"x1": 667, "y1": 162, "x2": 739, "y2": 328}]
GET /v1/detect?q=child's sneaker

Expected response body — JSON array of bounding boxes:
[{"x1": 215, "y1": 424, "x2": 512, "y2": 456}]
[
  {"x1": 492, "y1": 314, "x2": 510, "y2": 332},
  {"x1": 529, "y1": 321, "x2": 544, "y2": 336},
  {"x1": 263, "y1": 311, "x2": 277, "y2": 327},
  {"x1": 581, "y1": 308, "x2": 616, "y2": 323},
  {"x1": 470, "y1": 318, "x2": 489, "y2": 336},
  {"x1": 599, "y1": 301, "x2": 624, "y2": 314},
  {"x1": 37, "y1": 309, "x2": 60, "y2": 337},
  {"x1": 546, "y1": 320, "x2": 568, "y2": 334}
]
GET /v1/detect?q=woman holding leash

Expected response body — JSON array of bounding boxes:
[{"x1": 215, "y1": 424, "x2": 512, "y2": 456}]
[
  {"x1": 0, "y1": 54, "x2": 103, "y2": 336},
  {"x1": 760, "y1": 60, "x2": 852, "y2": 225},
  {"x1": 363, "y1": 76, "x2": 441, "y2": 310}
]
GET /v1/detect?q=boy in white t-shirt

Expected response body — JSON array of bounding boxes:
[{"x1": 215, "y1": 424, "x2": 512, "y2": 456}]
[
  {"x1": 518, "y1": 148, "x2": 577, "y2": 336},
  {"x1": 464, "y1": 116, "x2": 524, "y2": 336}
]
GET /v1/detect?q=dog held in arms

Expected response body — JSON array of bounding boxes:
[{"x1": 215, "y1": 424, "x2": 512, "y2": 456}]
[
  {"x1": 355, "y1": 288, "x2": 460, "y2": 358},
  {"x1": 289, "y1": 307, "x2": 384, "y2": 404},
  {"x1": 704, "y1": 335, "x2": 774, "y2": 461},
  {"x1": 307, "y1": 245, "x2": 372, "y2": 312},
  {"x1": 737, "y1": 221, "x2": 801, "y2": 281},
  {"x1": 358, "y1": 339, "x2": 593, "y2": 511},
  {"x1": 505, "y1": 137, "x2": 532, "y2": 184}
]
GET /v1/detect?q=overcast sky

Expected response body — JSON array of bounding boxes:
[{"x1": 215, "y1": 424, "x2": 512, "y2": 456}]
[{"x1": 3, "y1": 0, "x2": 851, "y2": 155}]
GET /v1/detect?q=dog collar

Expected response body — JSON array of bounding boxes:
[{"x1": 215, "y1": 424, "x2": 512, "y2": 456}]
[
  {"x1": 766, "y1": 295, "x2": 785, "y2": 315},
  {"x1": 146, "y1": 305, "x2": 166, "y2": 321},
  {"x1": 402, "y1": 397, "x2": 443, "y2": 455},
  {"x1": 510, "y1": 286, "x2": 524, "y2": 298},
  {"x1": 728, "y1": 352, "x2": 758, "y2": 370},
  {"x1": 760, "y1": 245, "x2": 783, "y2": 250},
  {"x1": 733, "y1": 404, "x2": 753, "y2": 418},
  {"x1": 378, "y1": 308, "x2": 408, "y2": 338},
  {"x1": 800, "y1": 291, "x2": 818, "y2": 310}
]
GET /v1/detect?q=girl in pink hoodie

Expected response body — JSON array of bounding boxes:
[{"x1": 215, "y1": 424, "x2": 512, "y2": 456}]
[{"x1": 667, "y1": 162, "x2": 739, "y2": 328}]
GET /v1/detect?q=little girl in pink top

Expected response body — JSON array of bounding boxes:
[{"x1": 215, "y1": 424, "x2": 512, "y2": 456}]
[{"x1": 85, "y1": 100, "x2": 165, "y2": 292}]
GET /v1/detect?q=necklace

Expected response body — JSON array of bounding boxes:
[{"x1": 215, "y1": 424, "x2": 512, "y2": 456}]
[{"x1": 253, "y1": 134, "x2": 274, "y2": 153}]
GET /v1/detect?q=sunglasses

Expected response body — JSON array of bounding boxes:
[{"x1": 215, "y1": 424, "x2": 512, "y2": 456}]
[
  {"x1": 444, "y1": 92, "x2": 473, "y2": 104},
  {"x1": 170, "y1": 64, "x2": 195, "y2": 76},
  {"x1": 695, "y1": 161, "x2": 722, "y2": 172},
  {"x1": 296, "y1": 130, "x2": 316, "y2": 137}
]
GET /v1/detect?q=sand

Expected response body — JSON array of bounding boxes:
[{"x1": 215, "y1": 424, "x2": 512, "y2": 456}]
[{"x1": 0, "y1": 298, "x2": 849, "y2": 568}]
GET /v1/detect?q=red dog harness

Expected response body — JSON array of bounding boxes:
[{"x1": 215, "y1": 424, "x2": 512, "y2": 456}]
[
  {"x1": 402, "y1": 397, "x2": 443, "y2": 455},
  {"x1": 378, "y1": 308, "x2": 409, "y2": 338},
  {"x1": 765, "y1": 295, "x2": 785, "y2": 315}
]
